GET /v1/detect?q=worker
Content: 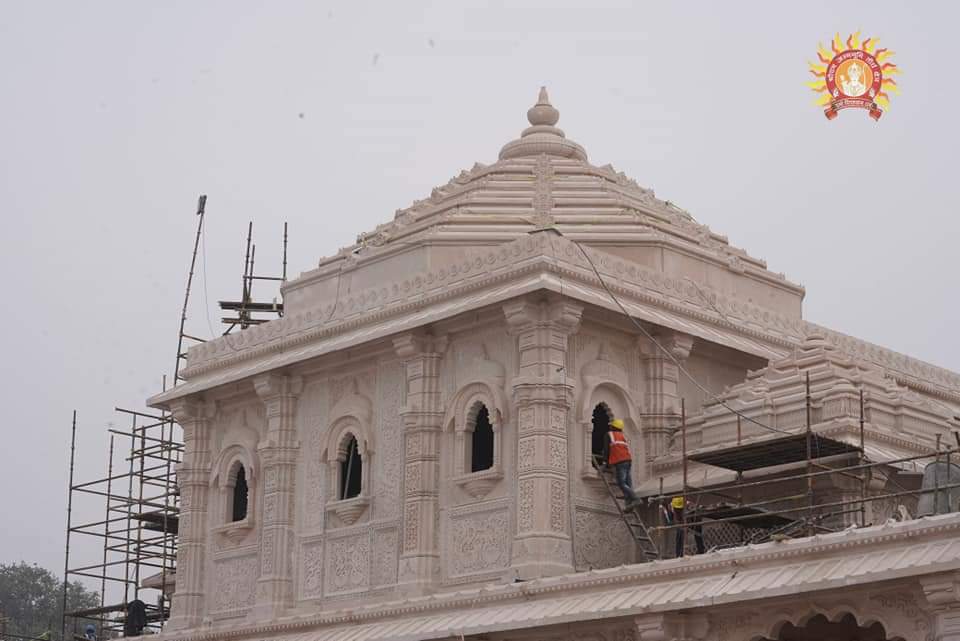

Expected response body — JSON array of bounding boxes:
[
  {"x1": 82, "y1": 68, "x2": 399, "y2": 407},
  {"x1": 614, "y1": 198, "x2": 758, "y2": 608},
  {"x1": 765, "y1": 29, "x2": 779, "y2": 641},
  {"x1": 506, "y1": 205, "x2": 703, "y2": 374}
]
[
  {"x1": 661, "y1": 496, "x2": 705, "y2": 557},
  {"x1": 603, "y1": 418, "x2": 641, "y2": 509}
]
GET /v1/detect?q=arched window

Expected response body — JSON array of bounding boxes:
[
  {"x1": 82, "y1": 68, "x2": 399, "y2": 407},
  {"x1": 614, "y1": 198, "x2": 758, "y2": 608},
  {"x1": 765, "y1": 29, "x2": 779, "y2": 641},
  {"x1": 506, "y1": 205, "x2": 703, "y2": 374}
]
[
  {"x1": 591, "y1": 403, "x2": 612, "y2": 467},
  {"x1": 231, "y1": 464, "x2": 249, "y2": 522},
  {"x1": 470, "y1": 404, "x2": 495, "y2": 472},
  {"x1": 339, "y1": 434, "x2": 363, "y2": 500}
]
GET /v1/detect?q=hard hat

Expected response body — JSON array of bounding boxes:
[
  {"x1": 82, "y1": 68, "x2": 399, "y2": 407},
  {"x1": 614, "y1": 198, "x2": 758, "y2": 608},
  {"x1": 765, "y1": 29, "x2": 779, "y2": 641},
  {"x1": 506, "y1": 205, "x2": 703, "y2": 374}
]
[
  {"x1": 609, "y1": 418, "x2": 625, "y2": 430},
  {"x1": 671, "y1": 496, "x2": 685, "y2": 509}
]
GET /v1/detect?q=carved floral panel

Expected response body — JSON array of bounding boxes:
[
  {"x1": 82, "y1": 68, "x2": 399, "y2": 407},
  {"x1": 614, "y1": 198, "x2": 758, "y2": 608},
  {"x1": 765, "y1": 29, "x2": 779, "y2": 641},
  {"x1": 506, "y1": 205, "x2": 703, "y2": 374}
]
[
  {"x1": 300, "y1": 540, "x2": 324, "y2": 600},
  {"x1": 210, "y1": 554, "x2": 257, "y2": 614},
  {"x1": 573, "y1": 508, "x2": 632, "y2": 570},
  {"x1": 449, "y1": 509, "x2": 510, "y2": 577},
  {"x1": 325, "y1": 532, "x2": 371, "y2": 595}
]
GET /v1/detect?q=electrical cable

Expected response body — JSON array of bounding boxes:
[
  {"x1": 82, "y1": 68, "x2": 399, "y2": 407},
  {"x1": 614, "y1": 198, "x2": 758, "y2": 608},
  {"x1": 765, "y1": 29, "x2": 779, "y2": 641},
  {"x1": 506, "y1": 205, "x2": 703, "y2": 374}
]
[{"x1": 570, "y1": 238, "x2": 791, "y2": 437}]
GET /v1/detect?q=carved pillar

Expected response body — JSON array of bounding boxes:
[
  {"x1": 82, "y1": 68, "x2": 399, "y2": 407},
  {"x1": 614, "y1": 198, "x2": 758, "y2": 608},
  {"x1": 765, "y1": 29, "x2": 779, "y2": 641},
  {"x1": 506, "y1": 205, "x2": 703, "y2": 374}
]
[
  {"x1": 251, "y1": 373, "x2": 302, "y2": 618},
  {"x1": 634, "y1": 613, "x2": 708, "y2": 640},
  {"x1": 922, "y1": 572, "x2": 960, "y2": 640},
  {"x1": 641, "y1": 329, "x2": 694, "y2": 459},
  {"x1": 503, "y1": 297, "x2": 582, "y2": 579},
  {"x1": 167, "y1": 398, "x2": 214, "y2": 631},
  {"x1": 394, "y1": 332, "x2": 447, "y2": 594}
]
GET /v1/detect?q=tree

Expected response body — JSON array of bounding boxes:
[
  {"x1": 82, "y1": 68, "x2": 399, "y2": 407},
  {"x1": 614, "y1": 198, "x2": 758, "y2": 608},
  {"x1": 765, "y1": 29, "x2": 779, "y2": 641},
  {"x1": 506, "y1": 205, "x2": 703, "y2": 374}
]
[{"x1": 0, "y1": 563, "x2": 99, "y2": 641}]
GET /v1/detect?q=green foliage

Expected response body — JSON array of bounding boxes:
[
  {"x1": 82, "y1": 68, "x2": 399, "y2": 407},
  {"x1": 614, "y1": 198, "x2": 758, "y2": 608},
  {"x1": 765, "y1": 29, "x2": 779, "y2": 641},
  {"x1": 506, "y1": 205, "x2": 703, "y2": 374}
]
[{"x1": 0, "y1": 563, "x2": 100, "y2": 641}]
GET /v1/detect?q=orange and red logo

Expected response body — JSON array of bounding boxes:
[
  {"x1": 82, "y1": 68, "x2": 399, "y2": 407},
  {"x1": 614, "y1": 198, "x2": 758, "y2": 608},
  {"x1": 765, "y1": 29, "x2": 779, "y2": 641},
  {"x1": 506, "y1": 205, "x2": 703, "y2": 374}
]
[{"x1": 808, "y1": 32, "x2": 901, "y2": 120}]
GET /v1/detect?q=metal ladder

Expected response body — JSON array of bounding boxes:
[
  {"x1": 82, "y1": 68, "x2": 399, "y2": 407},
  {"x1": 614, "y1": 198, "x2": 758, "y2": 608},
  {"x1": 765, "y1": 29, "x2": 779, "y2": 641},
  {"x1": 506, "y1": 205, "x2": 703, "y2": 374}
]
[{"x1": 593, "y1": 457, "x2": 660, "y2": 561}]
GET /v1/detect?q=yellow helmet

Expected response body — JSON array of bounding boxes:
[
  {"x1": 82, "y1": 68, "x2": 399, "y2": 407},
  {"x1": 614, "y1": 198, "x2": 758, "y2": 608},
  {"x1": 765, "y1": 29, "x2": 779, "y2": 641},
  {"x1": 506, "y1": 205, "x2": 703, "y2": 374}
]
[
  {"x1": 609, "y1": 418, "x2": 625, "y2": 430},
  {"x1": 671, "y1": 496, "x2": 685, "y2": 509}
]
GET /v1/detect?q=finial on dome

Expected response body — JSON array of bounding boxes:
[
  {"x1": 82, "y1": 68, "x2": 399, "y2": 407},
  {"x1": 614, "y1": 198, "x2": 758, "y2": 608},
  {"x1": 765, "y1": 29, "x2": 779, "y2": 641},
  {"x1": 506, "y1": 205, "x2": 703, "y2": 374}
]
[
  {"x1": 498, "y1": 86, "x2": 587, "y2": 161},
  {"x1": 527, "y1": 86, "x2": 560, "y2": 127}
]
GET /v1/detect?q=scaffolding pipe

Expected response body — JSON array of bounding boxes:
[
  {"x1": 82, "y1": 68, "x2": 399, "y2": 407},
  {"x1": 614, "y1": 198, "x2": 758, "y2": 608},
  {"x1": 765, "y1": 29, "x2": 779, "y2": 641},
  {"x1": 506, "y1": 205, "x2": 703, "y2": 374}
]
[{"x1": 61, "y1": 411, "x2": 78, "y2": 641}]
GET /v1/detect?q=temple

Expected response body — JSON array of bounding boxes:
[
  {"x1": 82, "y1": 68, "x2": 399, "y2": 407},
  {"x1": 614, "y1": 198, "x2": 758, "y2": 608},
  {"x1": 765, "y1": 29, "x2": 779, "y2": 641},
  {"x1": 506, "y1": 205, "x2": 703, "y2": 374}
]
[{"x1": 149, "y1": 88, "x2": 960, "y2": 640}]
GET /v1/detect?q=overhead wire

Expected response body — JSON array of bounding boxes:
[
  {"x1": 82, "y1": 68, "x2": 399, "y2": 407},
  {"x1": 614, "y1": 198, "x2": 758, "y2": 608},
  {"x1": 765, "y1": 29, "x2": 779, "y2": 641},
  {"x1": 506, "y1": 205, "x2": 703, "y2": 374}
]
[{"x1": 569, "y1": 237, "x2": 792, "y2": 437}]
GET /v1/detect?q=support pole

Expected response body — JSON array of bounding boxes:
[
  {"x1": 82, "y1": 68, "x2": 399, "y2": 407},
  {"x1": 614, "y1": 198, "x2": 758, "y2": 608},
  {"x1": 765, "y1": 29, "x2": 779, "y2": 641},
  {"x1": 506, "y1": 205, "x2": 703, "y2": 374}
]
[
  {"x1": 174, "y1": 195, "x2": 206, "y2": 384},
  {"x1": 680, "y1": 398, "x2": 687, "y2": 557},
  {"x1": 859, "y1": 388, "x2": 866, "y2": 527},
  {"x1": 61, "y1": 411, "x2": 78, "y2": 641},
  {"x1": 934, "y1": 434, "x2": 942, "y2": 514},
  {"x1": 99, "y1": 435, "x2": 115, "y2": 613},
  {"x1": 805, "y1": 371, "x2": 813, "y2": 537}
]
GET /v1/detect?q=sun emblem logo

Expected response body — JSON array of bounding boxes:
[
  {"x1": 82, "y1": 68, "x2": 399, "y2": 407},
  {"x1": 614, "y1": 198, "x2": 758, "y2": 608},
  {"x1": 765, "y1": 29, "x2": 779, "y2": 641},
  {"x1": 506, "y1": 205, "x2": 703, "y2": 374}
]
[{"x1": 807, "y1": 32, "x2": 901, "y2": 120}]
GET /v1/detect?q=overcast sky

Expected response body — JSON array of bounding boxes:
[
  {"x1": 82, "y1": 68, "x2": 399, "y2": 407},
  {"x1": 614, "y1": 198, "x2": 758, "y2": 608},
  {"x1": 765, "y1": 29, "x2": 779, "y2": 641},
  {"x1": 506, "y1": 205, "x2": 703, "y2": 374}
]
[{"x1": 2, "y1": 1, "x2": 957, "y2": 582}]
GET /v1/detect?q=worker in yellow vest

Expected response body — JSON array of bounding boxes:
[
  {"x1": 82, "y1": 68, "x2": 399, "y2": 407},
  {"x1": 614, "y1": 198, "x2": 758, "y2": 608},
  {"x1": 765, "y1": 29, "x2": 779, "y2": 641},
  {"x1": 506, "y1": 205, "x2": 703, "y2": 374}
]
[{"x1": 604, "y1": 418, "x2": 641, "y2": 509}]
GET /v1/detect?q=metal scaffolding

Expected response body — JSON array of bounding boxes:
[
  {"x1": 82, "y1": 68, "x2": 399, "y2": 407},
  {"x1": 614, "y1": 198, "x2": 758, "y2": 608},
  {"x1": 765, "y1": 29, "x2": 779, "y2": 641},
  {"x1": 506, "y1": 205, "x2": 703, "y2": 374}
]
[
  {"x1": 61, "y1": 197, "x2": 290, "y2": 637},
  {"x1": 63, "y1": 409, "x2": 181, "y2": 636},
  {"x1": 636, "y1": 377, "x2": 960, "y2": 560}
]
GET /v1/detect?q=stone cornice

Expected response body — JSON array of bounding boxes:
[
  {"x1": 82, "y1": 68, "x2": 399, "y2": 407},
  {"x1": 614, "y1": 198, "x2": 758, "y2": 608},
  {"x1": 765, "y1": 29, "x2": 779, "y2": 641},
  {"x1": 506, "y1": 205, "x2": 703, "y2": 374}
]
[
  {"x1": 152, "y1": 513, "x2": 960, "y2": 641},
  {"x1": 150, "y1": 233, "x2": 960, "y2": 407}
]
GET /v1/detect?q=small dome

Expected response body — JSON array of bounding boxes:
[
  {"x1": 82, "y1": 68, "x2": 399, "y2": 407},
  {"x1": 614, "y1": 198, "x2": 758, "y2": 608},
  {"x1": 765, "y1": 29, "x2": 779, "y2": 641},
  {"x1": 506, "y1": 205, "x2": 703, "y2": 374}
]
[{"x1": 499, "y1": 87, "x2": 587, "y2": 162}]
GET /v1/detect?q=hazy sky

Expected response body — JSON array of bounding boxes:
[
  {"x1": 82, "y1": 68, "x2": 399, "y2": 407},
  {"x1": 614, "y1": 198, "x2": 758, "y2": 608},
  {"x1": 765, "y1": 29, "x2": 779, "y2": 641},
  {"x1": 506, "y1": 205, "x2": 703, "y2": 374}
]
[{"x1": 2, "y1": 1, "x2": 958, "y2": 581}]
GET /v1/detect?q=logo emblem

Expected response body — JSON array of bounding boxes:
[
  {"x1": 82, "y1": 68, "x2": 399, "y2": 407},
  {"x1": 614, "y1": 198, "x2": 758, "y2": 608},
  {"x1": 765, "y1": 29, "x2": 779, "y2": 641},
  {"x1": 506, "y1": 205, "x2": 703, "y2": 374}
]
[{"x1": 808, "y1": 32, "x2": 900, "y2": 120}]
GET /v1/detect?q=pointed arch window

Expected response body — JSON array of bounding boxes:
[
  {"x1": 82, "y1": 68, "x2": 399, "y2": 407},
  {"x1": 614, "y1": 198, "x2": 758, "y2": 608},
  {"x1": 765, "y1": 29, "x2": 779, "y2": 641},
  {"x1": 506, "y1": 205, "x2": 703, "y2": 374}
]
[
  {"x1": 470, "y1": 404, "x2": 495, "y2": 473},
  {"x1": 591, "y1": 403, "x2": 612, "y2": 467},
  {"x1": 231, "y1": 464, "x2": 249, "y2": 522},
  {"x1": 339, "y1": 434, "x2": 363, "y2": 500}
]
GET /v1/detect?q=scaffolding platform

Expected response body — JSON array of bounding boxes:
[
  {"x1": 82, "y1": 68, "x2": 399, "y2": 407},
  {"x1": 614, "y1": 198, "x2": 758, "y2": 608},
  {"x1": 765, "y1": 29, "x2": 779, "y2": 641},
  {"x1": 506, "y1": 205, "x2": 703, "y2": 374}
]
[{"x1": 688, "y1": 433, "x2": 862, "y2": 472}]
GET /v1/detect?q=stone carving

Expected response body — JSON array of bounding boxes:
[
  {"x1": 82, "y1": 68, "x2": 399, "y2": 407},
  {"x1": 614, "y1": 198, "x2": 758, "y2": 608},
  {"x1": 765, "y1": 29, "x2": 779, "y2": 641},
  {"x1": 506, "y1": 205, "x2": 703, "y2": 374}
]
[
  {"x1": 518, "y1": 438, "x2": 535, "y2": 472},
  {"x1": 299, "y1": 381, "x2": 328, "y2": 532},
  {"x1": 550, "y1": 479, "x2": 567, "y2": 533},
  {"x1": 403, "y1": 502, "x2": 420, "y2": 551},
  {"x1": 405, "y1": 432, "x2": 422, "y2": 458},
  {"x1": 371, "y1": 527, "x2": 399, "y2": 587},
  {"x1": 533, "y1": 153, "x2": 555, "y2": 227},
  {"x1": 519, "y1": 479, "x2": 534, "y2": 532},
  {"x1": 260, "y1": 530, "x2": 276, "y2": 575},
  {"x1": 449, "y1": 510, "x2": 510, "y2": 577},
  {"x1": 264, "y1": 466, "x2": 278, "y2": 493},
  {"x1": 574, "y1": 508, "x2": 632, "y2": 569},
  {"x1": 325, "y1": 533, "x2": 370, "y2": 595},
  {"x1": 551, "y1": 407, "x2": 567, "y2": 433},
  {"x1": 549, "y1": 437, "x2": 567, "y2": 471},
  {"x1": 300, "y1": 540, "x2": 323, "y2": 599},
  {"x1": 868, "y1": 591, "x2": 933, "y2": 639},
  {"x1": 404, "y1": 463, "x2": 422, "y2": 493},
  {"x1": 211, "y1": 555, "x2": 257, "y2": 613},
  {"x1": 713, "y1": 611, "x2": 758, "y2": 641},
  {"x1": 519, "y1": 407, "x2": 535, "y2": 433},
  {"x1": 263, "y1": 494, "x2": 278, "y2": 522},
  {"x1": 375, "y1": 361, "x2": 403, "y2": 519}
]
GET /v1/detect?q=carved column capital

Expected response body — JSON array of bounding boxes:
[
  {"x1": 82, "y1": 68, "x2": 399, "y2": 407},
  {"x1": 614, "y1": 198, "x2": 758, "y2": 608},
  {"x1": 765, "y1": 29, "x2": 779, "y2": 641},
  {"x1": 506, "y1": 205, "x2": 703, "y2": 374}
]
[
  {"x1": 253, "y1": 372, "x2": 303, "y2": 400},
  {"x1": 503, "y1": 297, "x2": 583, "y2": 335},
  {"x1": 168, "y1": 396, "x2": 215, "y2": 425},
  {"x1": 393, "y1": 331, "x2": 448, "y2": 359}
]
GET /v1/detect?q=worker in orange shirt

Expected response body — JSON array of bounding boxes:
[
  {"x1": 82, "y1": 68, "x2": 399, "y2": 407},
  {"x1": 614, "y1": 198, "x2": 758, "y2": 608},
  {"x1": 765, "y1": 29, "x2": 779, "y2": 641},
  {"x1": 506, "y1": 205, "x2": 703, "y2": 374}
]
[{"x1": 603, "y1": 418, "x2": 641, "y2": 509}]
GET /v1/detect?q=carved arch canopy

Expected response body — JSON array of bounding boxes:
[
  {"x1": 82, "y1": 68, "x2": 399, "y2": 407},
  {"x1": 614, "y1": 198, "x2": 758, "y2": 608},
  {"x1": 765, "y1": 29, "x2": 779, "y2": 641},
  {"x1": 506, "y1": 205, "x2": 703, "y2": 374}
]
[
  {"x1": 578, "y1": 379, "x2": 643, "y2": 476},
  {"x1": 443, "y1": 380, "x2": 508, "y2": 497},
  {"x1": 320, "y1": 385, "x2": 374, "y2": 463},
  {"x1": 319, "y1": 385, "x2": 374, "y2": 523},
  {"x1": 209, "y1": 443, "x2": 258, "y2": 544},
  {"x1": 716, "y1": 595, "x2": 927, "y2": 641}
]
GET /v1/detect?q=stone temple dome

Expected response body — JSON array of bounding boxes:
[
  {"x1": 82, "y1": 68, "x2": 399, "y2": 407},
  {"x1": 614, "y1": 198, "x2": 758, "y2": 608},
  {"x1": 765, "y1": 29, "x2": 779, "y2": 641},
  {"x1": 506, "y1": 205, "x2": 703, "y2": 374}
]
[{"x1": 325, "y1": 87, "x2": 782, "y2": 297}]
